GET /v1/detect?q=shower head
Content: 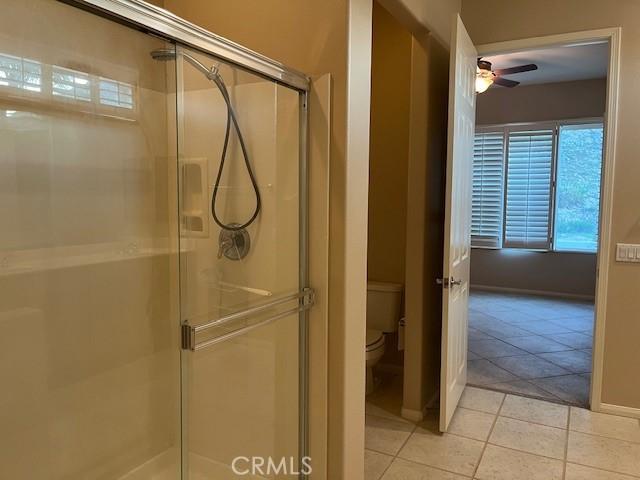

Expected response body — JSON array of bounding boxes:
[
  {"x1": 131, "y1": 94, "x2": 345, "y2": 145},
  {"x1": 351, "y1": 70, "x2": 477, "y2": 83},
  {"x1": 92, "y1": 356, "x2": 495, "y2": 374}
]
[
  {"x1": 150, "y1": 48, "x2": 176, "y2": 62},
  {"x1": 150, "y1": 48, "x2": 218, "y2": 80}
]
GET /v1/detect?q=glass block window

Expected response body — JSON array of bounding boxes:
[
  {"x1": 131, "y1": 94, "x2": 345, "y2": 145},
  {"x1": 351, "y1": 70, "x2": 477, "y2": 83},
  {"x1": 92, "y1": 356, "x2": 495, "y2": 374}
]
[
  {"x1": 0, "y1": 53, "x2": 42, "y2": 92},
  {"x1": 52, "y1": 66, "x2": 91, "y2": 101},
  {"x1": 99, "y1": 78, "x2": 134, "y2": 109}
]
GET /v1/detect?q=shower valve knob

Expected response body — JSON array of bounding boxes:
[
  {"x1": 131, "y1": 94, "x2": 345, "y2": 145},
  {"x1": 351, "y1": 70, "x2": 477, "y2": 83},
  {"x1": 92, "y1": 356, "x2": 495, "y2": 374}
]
[
  {"x1": 217, "y1": 238, "x2": 233, "y2": 259},
  {"x1": 218, "y1": 225, "x2": 251, "y2": 261}
]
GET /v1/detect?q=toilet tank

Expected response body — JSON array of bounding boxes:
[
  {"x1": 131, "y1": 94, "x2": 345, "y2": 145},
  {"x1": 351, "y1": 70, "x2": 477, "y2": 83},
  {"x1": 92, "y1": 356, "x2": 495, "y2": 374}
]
[{"x1": 367, "y1": 281, "x2": 403, "y2": 333}]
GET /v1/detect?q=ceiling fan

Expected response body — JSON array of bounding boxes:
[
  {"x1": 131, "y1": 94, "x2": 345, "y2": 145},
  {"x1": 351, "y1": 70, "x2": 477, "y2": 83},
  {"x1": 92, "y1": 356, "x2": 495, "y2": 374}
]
[{"x1": 476, "y1": 59, "x2": 538, "y2": 93}]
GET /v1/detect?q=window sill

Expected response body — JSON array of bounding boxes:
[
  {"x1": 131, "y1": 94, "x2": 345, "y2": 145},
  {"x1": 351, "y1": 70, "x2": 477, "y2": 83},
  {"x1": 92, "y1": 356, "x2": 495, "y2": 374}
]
[{"x1": 471, "y1": 246, "x2": 597, "y2": 255}]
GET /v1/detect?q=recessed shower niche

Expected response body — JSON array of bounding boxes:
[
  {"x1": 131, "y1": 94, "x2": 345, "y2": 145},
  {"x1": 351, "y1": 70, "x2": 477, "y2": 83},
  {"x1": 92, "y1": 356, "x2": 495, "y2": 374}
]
[{"x1": 180, "y1": 157, "x2": 209, "y2": 237}]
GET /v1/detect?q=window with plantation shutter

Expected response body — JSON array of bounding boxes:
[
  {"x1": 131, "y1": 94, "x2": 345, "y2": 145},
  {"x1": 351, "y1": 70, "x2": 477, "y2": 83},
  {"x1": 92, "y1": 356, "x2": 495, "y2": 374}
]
[
  {"x1": 504, "y1": 128, "x2": 555, "y2": 250},
  {"x1": 472, "y1": 131, "x2": 505, "y2": 248}
]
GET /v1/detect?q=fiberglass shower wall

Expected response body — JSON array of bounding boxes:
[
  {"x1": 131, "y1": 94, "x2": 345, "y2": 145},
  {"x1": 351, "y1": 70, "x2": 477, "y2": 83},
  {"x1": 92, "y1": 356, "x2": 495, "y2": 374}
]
[
  {"x1": 174, "y1": 47, "x2": 302, "y2": 477},
  {"x1": 0, "y1": 0, "x2": 181, "y2": 478}
]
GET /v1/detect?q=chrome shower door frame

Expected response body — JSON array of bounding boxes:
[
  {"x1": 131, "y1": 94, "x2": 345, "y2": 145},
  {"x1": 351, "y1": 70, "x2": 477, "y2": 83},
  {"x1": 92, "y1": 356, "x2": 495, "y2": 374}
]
[
  {"x1": 60, "y1": 0, "x2": 309, "y2": 91},
  {"x1": 58, "y1": 1, "x2": 312, "y2": 478}
]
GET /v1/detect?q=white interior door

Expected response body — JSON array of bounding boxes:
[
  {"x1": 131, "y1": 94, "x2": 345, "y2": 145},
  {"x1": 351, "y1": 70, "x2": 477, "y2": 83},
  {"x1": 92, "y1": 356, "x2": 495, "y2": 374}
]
[{"x1": 439, "y1": 14, "x2": 477, "y2": 432}]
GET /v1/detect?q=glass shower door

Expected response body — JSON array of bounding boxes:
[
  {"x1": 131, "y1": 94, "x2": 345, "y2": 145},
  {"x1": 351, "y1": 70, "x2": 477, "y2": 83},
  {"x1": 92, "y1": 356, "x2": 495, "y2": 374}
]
[
  {"x1": 1, "y1": 0, "x2": 310, "y2": 477},
  {"x1": 175, "y1": 46, "x2": 308, "y2": 479},
  {"x1": 0, "y1": 1, "x2": 182, "y2": 478}
]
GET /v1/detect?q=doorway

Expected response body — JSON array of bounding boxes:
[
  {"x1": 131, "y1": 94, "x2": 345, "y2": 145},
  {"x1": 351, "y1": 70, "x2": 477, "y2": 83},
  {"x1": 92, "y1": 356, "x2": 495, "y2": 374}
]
[
  {"x1": 440, "y1": 19, "x2": 621, "y2": 430},
  {"x1": 364, "y1": 0, "x2": 412, "y2": 437},
  {"x1": 466, "y1": 44, "x2": 608, "y2": 406}
]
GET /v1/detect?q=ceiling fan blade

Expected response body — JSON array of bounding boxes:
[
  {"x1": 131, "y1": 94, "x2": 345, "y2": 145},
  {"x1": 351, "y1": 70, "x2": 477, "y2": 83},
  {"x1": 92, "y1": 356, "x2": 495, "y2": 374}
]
[
  {"x1": 494, "y1": 77, "x2": 520, "y2": 88},
  {"x1": 493, "y1": 64, "x2": 538, "y2": 75}
]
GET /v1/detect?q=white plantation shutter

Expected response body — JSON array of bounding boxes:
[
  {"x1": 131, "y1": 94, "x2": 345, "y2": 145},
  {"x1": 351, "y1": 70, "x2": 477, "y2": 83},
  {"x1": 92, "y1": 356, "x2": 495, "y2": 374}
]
[
  {"x1": 504, "y1": 128, "x2": 555, "y2": 249},
  {"x1": 472, "y1": 131, "x2": 505, "y2": 247}
]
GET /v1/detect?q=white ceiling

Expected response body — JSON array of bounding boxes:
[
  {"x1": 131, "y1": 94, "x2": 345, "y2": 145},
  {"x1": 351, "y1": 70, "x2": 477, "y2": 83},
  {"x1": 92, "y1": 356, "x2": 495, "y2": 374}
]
[{"x1": 483, "y1": 42, "x2": 609, "y2": 86}]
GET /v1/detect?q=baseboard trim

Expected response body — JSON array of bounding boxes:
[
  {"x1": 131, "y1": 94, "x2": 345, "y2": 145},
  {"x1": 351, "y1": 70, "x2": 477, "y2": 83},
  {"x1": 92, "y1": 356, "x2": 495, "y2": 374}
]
[
  {"x1": 401, "y1": 390, "x2": 439, "y2": 422},
  {"x1": 596, "y1": 402, "x2": 640, "y2": 419},
  {"x1": 471, "y1": 284, "x2": 595, "y2": 301}
]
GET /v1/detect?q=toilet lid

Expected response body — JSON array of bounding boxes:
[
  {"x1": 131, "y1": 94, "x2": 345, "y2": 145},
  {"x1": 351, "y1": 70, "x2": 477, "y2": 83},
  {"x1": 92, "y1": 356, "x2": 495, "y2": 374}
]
[{"x1": 366, "y1": 329, "x2": 384, "y2": 348}]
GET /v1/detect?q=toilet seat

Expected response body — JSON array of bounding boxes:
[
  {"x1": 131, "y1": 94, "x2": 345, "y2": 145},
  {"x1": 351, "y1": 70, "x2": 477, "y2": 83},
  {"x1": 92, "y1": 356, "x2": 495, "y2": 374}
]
[
  {"x1": 365, "y1": 329, "x2": 385, "y2": 395},
  {"x1": 366, "y1": 329, "x2": 385, "y2": 352}
]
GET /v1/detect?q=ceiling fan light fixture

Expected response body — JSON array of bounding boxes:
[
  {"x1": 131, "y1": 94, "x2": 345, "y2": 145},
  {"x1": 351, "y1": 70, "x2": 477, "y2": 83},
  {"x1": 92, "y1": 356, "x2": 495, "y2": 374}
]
[{"x1": 475, "y1": 67, "x2": 494, "y2": 93}]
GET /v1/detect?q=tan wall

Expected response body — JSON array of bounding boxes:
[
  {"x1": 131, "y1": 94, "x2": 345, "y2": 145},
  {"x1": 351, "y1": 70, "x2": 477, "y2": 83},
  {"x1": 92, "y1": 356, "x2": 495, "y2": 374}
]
[
  {"x1": 368, "y1": 2, "x2": 412, "y2": 285},
  {"x1": 472, "y1": 78, "x2": 606, "y2": 298},
  {"x1": 472, "y1": 250, "x2": 597, "y2": 298},
  {"x1": 378, "y1": 0, "x2": 462, "y2": 47},
  {"x1": 462, "y1": 0, "x2": 640, "y2": 412},
  {"x1": 477, "y1": 78, "x2": 607, "y2": 125},
  {"x1": 401, "y1": 33, "x2": 449, "y2": 416}
]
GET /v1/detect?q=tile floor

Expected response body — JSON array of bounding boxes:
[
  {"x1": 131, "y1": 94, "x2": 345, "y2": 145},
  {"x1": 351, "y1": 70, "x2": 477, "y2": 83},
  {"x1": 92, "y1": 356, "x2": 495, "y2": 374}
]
[
  {"x1": 366, "y1": 385, "x2": 640, "y2": 480},
  {"x1": 467, "y1": 290, "x2": 594, "y2": 406}
]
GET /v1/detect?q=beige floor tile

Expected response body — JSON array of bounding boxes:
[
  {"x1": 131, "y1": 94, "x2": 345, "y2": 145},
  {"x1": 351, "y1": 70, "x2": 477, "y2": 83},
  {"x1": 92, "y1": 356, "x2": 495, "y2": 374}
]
[
  {"x1": 468, "y1": 338, "x2": 528, "y2": 358},
  {"x1": 467, "y1": 350, "x2": 482, "y2": 360},
  {"x1": 565, "y1": 463, "x2": 637, "y2": 480},
  {"x1": 489, "y1": 417, "x2": 566, "y2": 459},
  {"x1": 366, "y1": 402, "x2": 413, "y2": 425},
  {"x1": 502, "y1": 335, "x2": 572, "y2": 354},
  {"x1": 530, "y1": 374, "x2": 590, "y2": 406},
  {"x1": 448, "y1": 407, "x2": 495, "y2": 441},
  {"x1": 367, "y1": 372, "x2": 406, "y2": 418},
  {"x1": 468, "y1": 359, "x2": 518, "y2": 385},
  {"x1": 365, "y1": 449, "x2": 393, "y2": 480},
  {"x1": 381, "y1": 458, "x2": 467, "y2": 480},
  {"x1": 488, "y1": 379, "x2": 559, "y2": 400},
  {"x1": 538, "y1": 349, "x2": 592, "y2": 374},
  {"x1": 365, "y1": 414, "x2": 415, "y2": 456},
  {"x1": 546, "y1": 332, "x2": 593, "y2": 349},
  {"x1": 459, "y1": 386, "x2": 504, "y2": 414},
  {"x1": 398, "y1": 428, "x2": 484, "y2": 476},
  {"x1": 491, "y1": 354, "x2": 571, "y2": 379},
  {"x1": 475, "y1": 445, "x2": 564, "y2": 480},
  {"x1": 570, "y1": 407, "x2": 640, "y2": 443},
  {"x1": 500, "y1": 394, "x2": 568, "y2": 428},
  {"x1": 568, "y1": 430, "x2": 640, "y2": 477},
  {"x1": 416, "y1": 408, "x2": 441, "y2": 433}
]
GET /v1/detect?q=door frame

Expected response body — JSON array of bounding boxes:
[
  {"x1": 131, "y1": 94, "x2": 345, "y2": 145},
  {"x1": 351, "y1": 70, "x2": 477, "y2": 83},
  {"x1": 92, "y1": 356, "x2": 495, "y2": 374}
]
[{"x1": 475, "y1": 27, "x2": 621, "y2": 415}]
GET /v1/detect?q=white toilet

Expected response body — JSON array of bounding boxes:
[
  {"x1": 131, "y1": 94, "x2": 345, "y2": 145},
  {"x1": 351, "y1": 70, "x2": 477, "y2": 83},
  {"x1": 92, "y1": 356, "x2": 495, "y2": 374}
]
[{"x1": 366, "y1": 281, "x2": 403, "y2": 395}]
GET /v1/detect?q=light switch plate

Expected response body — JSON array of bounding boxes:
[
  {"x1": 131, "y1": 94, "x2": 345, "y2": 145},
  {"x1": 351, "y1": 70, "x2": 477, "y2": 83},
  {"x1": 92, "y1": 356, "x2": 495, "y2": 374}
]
[{"x1": 616, "y1": 243, "x2": 640, "y2": 263}]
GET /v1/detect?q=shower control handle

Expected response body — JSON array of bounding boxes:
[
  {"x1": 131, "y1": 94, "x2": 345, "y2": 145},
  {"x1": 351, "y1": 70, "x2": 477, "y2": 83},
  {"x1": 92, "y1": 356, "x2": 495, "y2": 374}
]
[
  {"x1": 218, "y1": 225, "x2": 251, "y2": 261},
  {"x1": 218, "y1": 237, "x2": 233, "y2": 259}
]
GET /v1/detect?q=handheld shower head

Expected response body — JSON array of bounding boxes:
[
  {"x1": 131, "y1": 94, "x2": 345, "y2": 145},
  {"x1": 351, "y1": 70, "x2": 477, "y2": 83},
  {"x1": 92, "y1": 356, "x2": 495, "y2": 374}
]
[
  {"x1": 150, "y1": 48, "x2": 176, "y2": 62},
  {"x1": 149, "y1": 48, "x2": 217, "y2": 79},
  {"x1": 151, "y1": 46, "x2": 261, "y2": 232}
]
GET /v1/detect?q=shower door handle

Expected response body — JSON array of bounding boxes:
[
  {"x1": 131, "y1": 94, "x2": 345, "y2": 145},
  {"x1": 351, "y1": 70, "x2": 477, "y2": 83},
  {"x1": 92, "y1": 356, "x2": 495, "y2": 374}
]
[{"x1": 181, "y1": 288, "x2": 315, "y2": 351}]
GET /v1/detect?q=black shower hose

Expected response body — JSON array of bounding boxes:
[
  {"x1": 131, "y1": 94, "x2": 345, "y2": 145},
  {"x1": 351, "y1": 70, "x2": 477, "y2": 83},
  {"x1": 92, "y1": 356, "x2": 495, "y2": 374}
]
[{"x1": 210, "y1": 72, "x2": 261, "y2": 231}]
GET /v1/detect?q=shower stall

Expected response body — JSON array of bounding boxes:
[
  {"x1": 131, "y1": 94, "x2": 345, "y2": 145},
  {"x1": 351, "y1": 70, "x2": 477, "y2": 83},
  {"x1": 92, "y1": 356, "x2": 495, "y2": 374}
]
[{"x1": 0, "y1": 0, "x2": 312, "y2": 478}]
